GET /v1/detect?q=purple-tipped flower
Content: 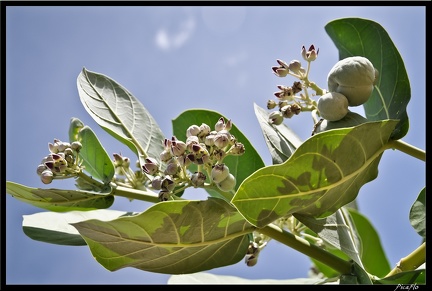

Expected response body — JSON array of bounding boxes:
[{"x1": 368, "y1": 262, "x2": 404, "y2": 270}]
[
  {"x1": 301, "y1": 45, "x2": 319, "y2": 62},
  {"x1": 272, "y1": 59, "x2": 290, "y2": 77},
  {"x1": 268, "y1": 111, "x2": 284, "y2": 125},
  {"x1": 211, "y1": 164, "x2": 230, "y2": 183},
  {"x1": 142, "y1": 157, "x2": 159, "y2": 175},
  {"x1": 190, "y1": 171, "x2": 206, "y2": 187}
]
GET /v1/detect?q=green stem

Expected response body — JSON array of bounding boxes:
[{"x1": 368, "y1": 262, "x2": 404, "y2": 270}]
[
  {"x1": 111, "y1": 184, "x2": 160, "y2": 203},
  {"x1": 386, "y1": 140, "x2": 425, "y2": 162},
  {"x1": 259, "y1": 223, "x2": 353, "y2": 275},
  {"x1": 384, "y1": 242, "x2": 426, "y2": 278}
]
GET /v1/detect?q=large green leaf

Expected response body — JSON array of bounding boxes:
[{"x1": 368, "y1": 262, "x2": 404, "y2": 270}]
[
  {"x1": 295, "y1": 208, "x2": 363, "y2": 269},
  {"x1": 77, "y1": 68, "x2": 165, "y2": 164},
  {"x1": 172, "y1": 109, "x2": 265, "y2": 197},
  {"x1": 6, "y1": 181, "x2": 113, "y2": 212},
  {"x1": 254, "y1": 103, "x2": 302, "y2": 164},
  {"x1": 325, "y1": 18, "x2": 410, "y2": 140},
  {"x1": 22, "y1": 209, "x2": 134, "y2": 246},
  {"x1": 69, "y1": 118, "x2": 115, "y2": 184},
  {"x1": 232, "y1": 120, "x2": 398, "y2": 228},
  {"x1": 347, "y1": 208, "x2": 391, "y2": 278},
  {"x1": 374, "y1": 269, "x2": 425, "y2": 285},
  {"x1": 72, "y1": 198, "x2": 255, "y2": 274}
]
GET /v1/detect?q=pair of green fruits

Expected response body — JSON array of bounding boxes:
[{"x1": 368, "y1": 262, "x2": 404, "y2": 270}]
[{"x1": 317, "y1": 56, "x2": 378, "y2": 121}]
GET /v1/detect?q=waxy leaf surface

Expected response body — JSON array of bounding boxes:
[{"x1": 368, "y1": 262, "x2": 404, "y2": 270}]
[
  {"x1": 295, "y1": 208, "x2": 363, "y2": 268},
  {"x1": 6, "y1": 181, "x2": 113, "y2": 212},
  {"x1": 172, "y1": 109, "x2": 265, "y2": 199},
  {"x1": 232, "y1": 120, "x2": 398, "y2": 227},
  {"x1": 72, "y1": 198, "x2": 255, "y2": 274},
  {"x1": 254, "y1": 103, "x2": 302, "y2": 164},
  {"x1": 69, "y1": 118, "x2": 115, "y2": 184},
  {"x1": 77, "y1": 68, "x2": 165, "y2": 164},
  {"x1": 325, "y1": 18, "x2": 410, "y2": 140},
  {"x1": 23, "y1": 209, "x2": 134, "y2": 246}
]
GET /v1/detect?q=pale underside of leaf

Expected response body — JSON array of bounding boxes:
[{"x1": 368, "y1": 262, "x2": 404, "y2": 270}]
[
  {"x1": 72, "y1": 198, "x2": 255, "y2": 274},
  {"x1": 77, "y1": 68, "x2": 165, "y2": 163}
]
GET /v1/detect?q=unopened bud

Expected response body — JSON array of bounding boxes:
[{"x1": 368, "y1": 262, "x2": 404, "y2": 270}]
[
  {"x1": 211, "y1": 164, "x2": 230, "y2": 183},
  {"x1": 216, "y1": 173, "x2": 236, "y2": 192}
]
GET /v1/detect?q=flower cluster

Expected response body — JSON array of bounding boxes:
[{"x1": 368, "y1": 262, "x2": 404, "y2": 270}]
[
  {"x1": 111, "y1": 153, "x2": 147, "y2": 191},
  {"x1": 143, "y1": 117, "x2": 245, "y2": 201},
  {"x1": 36, "y1": 139, "x2": 82, "y2": 184},
  {"x1": 267, "y1": 45, "x2": 323, "y2": 125}
]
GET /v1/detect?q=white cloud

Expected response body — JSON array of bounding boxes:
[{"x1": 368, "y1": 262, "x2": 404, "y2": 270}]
[{"x1": 155, "y1": 17, "x2": 196, "y2": 51}]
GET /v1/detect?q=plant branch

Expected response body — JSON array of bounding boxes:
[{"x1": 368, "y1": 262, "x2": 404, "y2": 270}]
[
  {"x1": 386, "y1": 140, "x2": 425, "y2": 162},
  {"x1": 111, "y1": 184, "x2": 160, "y2": 203},
  {"x1": 384, "y1": 242, "x2": 426, "y2": 278},
  {"x1": 259, "y1": 223, "x2": 353, "y2": 275}
]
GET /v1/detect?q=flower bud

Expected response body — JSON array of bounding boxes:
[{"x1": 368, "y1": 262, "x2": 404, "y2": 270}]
[
  {"x1": 164, "y1": 159, "x2": 179, "y2": 176},
  {"x1": 71, "y1": 141, "x2": 82, "y2": 152},
  {"x1": 170, "y1": 139, "x2": 187, "y2": 157},
  {"x1": 268, "y1": 111, "x2": 284, "y2": 125},
  {"x1": 301, "y1": 45, "x2": 319, "y2": 62},
  {"x1": 280, "y1": 105, "x2": 294, "y2": 119},
  {"x1": 161, "y1": 176, "x2": 176, "y2": 192},
  {"x1": 198, "y1": 123, "x2": 211, "y2": 138},
  {"x1": 267, "y1": 100, "x2": 277, "y2": 110},
  {"x1": 214, "y1": 130, "x2": 231, "y2": 149},
  {"x1": 216, "y1": 173, "x2": 236, "y2": 192},
  {"x1": 215, "y1": 117, "x2": 226, "y2": 132},
  {"x1": 288, "y1": 60, "x2": 303, "y2": 74},
  {"x1": 36, "y1": 164, "x2": 47, "y2": 175},
  {"x1": 211, "y1": 164, "x2": 230, "y2": 183},
  {"x1": 151, "y1": 176, "x2": 163, "y2": 190},
  {"x1": 158, "y1": 190, "x2": 171, "y2": 201},
  {"x1": 186, "y1": 125, "x2": 200, "y2": 137},
  {"x1": 142, "y1": 157, "x2": 159, "y2": 175},
  {"x1": 190, "y1": 171, "x2": 206, "y2": 187},
  {"x1": 204, "y1": 133, "x2": 215, "y2": 146},
  {"x1": 160, "y1": 150, "x2": 172, "y2": 163},
  {"x1": 40, "y1": 169, "x2": 54, "y2": 184},
  {"x1": 186, "y1": 136, "x2": 200, "y2": 151},
  {"x1": 230, "y1": 142, "x2": 245, "y2": 156},
  {"x1": 48, "y1": 142, "x2": 59, "y2": 153}
]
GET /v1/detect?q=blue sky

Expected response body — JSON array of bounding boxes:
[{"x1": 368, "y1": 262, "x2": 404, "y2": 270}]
[{"x1": 5, "y1": 5, "x2": 426, "y2": 284}]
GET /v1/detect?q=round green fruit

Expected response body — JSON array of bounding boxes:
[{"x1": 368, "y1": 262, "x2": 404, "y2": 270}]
[
  {"x1": 327, "y1": 56, "x2": 378, "y2": 106},
  {"x1": 317, "y1": 92, "x2": 349, "y2": 121}
]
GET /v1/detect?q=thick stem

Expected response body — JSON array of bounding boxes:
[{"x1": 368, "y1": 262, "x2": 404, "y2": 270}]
[
  {"x1": 386, "y1": 140, "x2": 425, "y2": 162},
  {"x1": 384, "y1": 242, "x2": 426, "y2": 278},
  {"x1": 259, "y1": 223, "x2": 353, "y2": 275},
  {"x1": 111, "y1": 184, "x2": 160, "y2": 203}
]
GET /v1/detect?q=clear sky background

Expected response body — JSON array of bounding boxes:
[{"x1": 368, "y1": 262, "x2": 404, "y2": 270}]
[{"x1": 5, "y1": 4, "x2": 426, "y2": 285}]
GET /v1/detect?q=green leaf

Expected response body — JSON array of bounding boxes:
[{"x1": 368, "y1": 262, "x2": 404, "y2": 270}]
[
  {"x1": 295, "y1": 208, "x2": 363, "y2": 269},
  {"x1": 409, "y1": 187, "x2": 426, "y2": 239},
  {"x1": 373, "y1": 269, "x2": 425, "y2": 285},
  {"x1": 172, "y1": 109, "x2": 265, "y2": 196},
  {"x1": 254, "y1": 103, "x2": 302, "y2": 164},
  {"x1": 6, "y1": 181, "x2": 114, "y2": 212},
  {"x1": 325, "y1": 18, "x2": 410, "y2": 140},
  {"x1": 72, "y1": 198, "x2": 255, "y2": 274},
  {"x1": 69, "y1": 118, "x2": 115, "y2": 184},
  {"x1": 77, "y1": 68, "x2": 165, "y2": 165},
  {"x1": 340, "y1": 261, "x2": 372, "y2": 284},
  {"x1": 23, "y1": 209, "x2": 135, "y2": 246},
  {"x1": 347, "y1": 208, "x2": 391, "y2": 278},
  {"x1": 232, "y1": 120, "x2": 398, "y2": 228}
]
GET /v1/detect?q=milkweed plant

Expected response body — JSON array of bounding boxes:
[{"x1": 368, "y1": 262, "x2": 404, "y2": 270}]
[{"x1": 6, "y1": 17, "x2": 425, "y2": 285}]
